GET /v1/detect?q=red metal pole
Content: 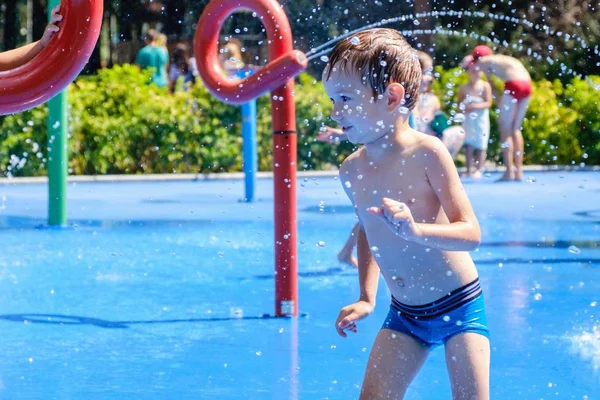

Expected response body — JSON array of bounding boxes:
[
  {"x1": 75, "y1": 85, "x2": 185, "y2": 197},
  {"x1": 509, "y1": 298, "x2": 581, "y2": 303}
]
[{"x1": 194, "y1": 0, "x2": 306, "y2": 316}]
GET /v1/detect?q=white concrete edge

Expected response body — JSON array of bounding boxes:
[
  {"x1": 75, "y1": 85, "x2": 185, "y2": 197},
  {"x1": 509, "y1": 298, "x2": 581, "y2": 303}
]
[{"x1": 0, "y1": 165, "x2": 597, "y2": 185}]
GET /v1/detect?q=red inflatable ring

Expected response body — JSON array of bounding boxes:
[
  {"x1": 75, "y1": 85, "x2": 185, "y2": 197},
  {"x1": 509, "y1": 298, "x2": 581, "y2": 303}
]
[{"x1": 0, "y1": 0, "x2": 103, "y2": 115}]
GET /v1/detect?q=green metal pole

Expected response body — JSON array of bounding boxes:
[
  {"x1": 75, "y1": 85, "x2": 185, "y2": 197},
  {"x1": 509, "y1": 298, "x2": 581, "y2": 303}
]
[{"x1": 47, "y1": 0, "x2": 68, "y2": 226}]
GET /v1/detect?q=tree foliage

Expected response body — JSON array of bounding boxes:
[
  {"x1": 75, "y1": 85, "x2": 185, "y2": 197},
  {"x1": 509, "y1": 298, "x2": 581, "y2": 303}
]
[{"x1": 3, "y1": 0, "x2": 597, "y2": 79}]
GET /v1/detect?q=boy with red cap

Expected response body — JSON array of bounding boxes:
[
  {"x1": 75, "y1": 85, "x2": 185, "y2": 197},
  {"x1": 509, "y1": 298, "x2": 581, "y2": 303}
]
[{"x1": 471, "y1": 45, "x2": 532, "y2": 181}]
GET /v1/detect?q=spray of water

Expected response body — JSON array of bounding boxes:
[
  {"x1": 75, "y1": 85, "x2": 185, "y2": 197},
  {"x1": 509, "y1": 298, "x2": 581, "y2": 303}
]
[
  {"x1": 305, "y1": 10, "x2": 598, "y2": 87},
  {"x1": 307, "y1": 10, "x2": 594, "y2": 57}
]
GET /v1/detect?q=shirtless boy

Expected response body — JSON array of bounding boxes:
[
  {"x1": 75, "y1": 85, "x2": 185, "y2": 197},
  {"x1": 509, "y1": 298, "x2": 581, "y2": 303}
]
[
  {"x1": 323, "y1": 28, "x2": 490, "y2": 399},
  {"x1": 472, "y1": 45, "x2": 533, "y2": 181}
]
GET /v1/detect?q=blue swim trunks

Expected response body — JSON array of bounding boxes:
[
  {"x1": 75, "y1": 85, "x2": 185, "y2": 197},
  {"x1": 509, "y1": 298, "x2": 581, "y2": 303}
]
[{"x1": 382, "y1": 278, "x2": 489, "y2": 347}]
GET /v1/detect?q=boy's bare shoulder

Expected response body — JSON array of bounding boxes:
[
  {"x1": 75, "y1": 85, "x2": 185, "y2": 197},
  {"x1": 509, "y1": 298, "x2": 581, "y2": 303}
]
[
  {"x1": 409, "y1": 132, "x2": 447, "y2": 160},
  {"x1": 339, "y1": 147, "x2": 364, "y2": 174}
]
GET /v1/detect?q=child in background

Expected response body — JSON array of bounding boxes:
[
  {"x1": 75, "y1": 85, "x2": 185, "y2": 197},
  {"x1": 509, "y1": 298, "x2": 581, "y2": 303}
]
[
  {"x1": 471, "y1": 45, "x2": 532, "y2": 181},
  {"x1": 458, "y1": 55, "x2": 492, "y2": 179},
  {"x1": 220, "y1": 40, "x2": 246, "y2": 76},
  {"x1": 412, "y1": 65, "x2": 442, "y2": 136},
  {"x1": 323, "y1": 28, "x2": 489, "y2": 399},
  {"x1": 168, "y1": 43, "x2": 197, "y2": 93},
  {"x1": 0, "y1": 6, "x2": 62, "y2": 71}
]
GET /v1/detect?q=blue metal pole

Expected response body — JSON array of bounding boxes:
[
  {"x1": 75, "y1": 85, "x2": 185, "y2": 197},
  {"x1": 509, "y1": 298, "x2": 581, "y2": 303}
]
[{"x1": 241, "y1": 100, "x2": 257, "y2": 202}]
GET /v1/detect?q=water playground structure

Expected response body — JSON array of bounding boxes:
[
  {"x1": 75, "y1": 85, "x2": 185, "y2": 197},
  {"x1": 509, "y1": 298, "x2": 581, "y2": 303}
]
[{"x1": 0, "y1": 0, "x2": 310, "y2": 318}]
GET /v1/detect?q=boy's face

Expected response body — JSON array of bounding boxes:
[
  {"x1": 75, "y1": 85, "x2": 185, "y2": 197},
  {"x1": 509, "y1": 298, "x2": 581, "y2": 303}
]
[{"x1": 323, "y1": 65, "x2": 397, "y2": 145}]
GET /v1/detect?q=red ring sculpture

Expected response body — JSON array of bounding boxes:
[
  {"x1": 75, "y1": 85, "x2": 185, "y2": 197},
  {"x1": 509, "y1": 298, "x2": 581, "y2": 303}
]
[
  {"x1": 195, "y1": 0, "x2": 308, "y2": 317},
  {"x1": 0, "y1": 0, "x2": 103, "y2": 115}
]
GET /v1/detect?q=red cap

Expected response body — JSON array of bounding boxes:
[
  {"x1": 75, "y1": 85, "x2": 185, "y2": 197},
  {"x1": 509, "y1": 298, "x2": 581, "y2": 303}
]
[{"x1": 472, "y1": 45, "x2": 493, "y2": 60}]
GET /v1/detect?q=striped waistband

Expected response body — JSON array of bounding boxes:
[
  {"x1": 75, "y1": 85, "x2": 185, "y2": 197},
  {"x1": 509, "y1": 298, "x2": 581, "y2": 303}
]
[{"x1": 391, "y1": 278, "x2": 482, "y2": 320}]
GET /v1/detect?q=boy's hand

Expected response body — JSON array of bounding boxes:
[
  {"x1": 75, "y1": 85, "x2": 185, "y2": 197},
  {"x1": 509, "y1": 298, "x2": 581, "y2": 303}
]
[
  {"x1": 40, "y1": 6, "x2": 63, "y2": 47},
  {"x1": 368, "y1": 197, "x2": 422, "y2": 240},
  {"x1": 317, "y1": 126, "x2": 344, "y2": 143},
  {"x1": 335, "y1": 300, "x2": 374, "y2": 337}
]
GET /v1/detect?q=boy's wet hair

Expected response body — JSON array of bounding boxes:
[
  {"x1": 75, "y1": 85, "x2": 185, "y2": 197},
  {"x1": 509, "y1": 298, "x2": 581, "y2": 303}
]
[
  {"x1": 415, "y1": 50, "x2": 433, "y2": 75},
  {"x1": 325, "y1": 28, "x2": 422, "y2": 110}
]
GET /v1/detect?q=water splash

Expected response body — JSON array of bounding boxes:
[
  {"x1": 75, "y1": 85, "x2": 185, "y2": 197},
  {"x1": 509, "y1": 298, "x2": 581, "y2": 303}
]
[
  {"x1": 305, "y1": 9, "x2": 597, "y2": 87},
  {"x1": 568, "y1": 326, "x2": 600, "y2": 372},
  {"x1": 307, "y1": 26, "x2": 595, "y2": 87},
  {"x1": 307, "y1": 9, "x2": 593, "y2": 57}
]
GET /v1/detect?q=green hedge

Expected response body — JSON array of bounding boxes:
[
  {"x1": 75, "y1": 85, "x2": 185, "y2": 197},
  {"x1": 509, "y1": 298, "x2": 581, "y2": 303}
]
[{"x1": 0, "y1": 65, "x2": 598, "y2": 177}]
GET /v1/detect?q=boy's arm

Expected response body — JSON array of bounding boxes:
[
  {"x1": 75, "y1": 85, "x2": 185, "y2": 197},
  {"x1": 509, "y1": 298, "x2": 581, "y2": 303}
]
[
  {"x1": 340, "y1": 157, "x2": 379, "y2": 304},
  {"x1": 484, "y1": 70, "x2": 502, "y2": 106},
  {"x1": 433, "y1": 95, "x2": 442, "y2": 113},
  {"x1": 335, "y1": 157, "x2": 380, "y2": 337},
  {"x1": 316, "y1": 126, "x2": 347, "y2": 143},
  {"x1": 0, "y1": 42, "x2": 45, "y2": 71},
  {"x1": 468, "y1": 82, "x2": 493, "y2": 110},
  {"x1": 457, "y1": 86, "x2": 466, "y2": 105},
  {"x1": 414, "y1": 141, "x2": 481, "y2": 250},
  {"x1": 356, "y1": 224, "x2": 379, "y2": 306},
  {"x1": 369, "y1": 140, "x2": 481, "y2": 250},
  {"x1": 0, "y1": 5, "x2": 61, "y2": 72}
]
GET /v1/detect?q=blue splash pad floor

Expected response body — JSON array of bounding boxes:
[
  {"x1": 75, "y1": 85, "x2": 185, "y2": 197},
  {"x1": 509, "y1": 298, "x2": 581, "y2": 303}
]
[{"x1": 0, "y1": 171, "x2": 598, "y2": 399}]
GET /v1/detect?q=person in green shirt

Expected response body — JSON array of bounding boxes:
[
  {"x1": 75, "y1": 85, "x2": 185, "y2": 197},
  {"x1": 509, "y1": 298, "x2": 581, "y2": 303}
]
[{"x1": 135, "y1": 29, "x2": 169, "y2": 88}]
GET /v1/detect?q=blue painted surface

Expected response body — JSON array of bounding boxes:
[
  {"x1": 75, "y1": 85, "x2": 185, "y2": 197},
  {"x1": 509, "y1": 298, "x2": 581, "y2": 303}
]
[
  {"x1": 0, "y1": 171, "x2": 598, "y2": 399},
  {"x1": 242, "y1": 100, "x2": 257, "y2": 202}
]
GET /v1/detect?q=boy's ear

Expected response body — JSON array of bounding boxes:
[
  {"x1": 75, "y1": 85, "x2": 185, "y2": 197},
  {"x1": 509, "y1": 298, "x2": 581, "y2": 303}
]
[{"x1": 386, "y1": 83, "x2": 406, "y2": 111}]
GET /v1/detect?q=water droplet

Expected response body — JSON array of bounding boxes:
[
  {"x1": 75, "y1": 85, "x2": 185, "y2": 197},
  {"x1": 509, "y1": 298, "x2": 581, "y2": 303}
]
[
  {"x1": 357, "y1": 174, "x2": 363, "y2": 180},
  {"x1": 568, "y1": 245, "x2": 581, "y2": 254},
  {"x1": 230, "y1": 307, "x2": 243, "y2": 318},
  {"x1": 317, "y1": 241, "x2": 326, "y2": 247},
  {"x1": 443, "y1": 315, "x2": 450, "y2": 322},
  {"x1": 454, "y1": 113, "x2": 465, "y2": 123},
  {"x1": 320, "y1": 55, "x2": 329, "y2": 62},
  {"x1": 380, "y1": 60, "x2": 387, "y2": 67},
  {"x1": 533, "y1": 293, "x2": 542, "y2": 301},
  {"x1": 344, "y1": 181, "x2": 352, "y2": 188},
  {"x1": 350, "y1": 36, "x2": 360, "y2": 45}
]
